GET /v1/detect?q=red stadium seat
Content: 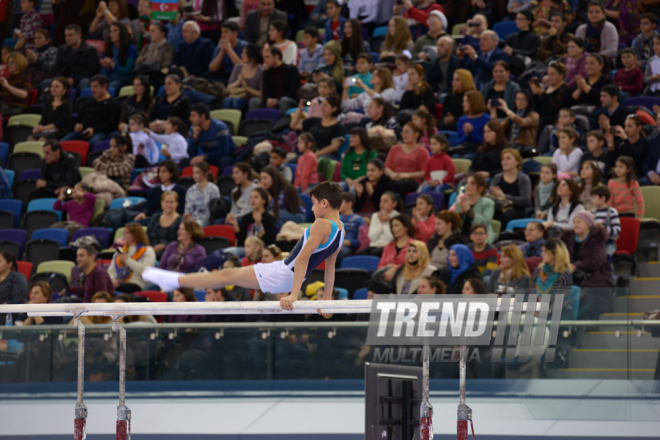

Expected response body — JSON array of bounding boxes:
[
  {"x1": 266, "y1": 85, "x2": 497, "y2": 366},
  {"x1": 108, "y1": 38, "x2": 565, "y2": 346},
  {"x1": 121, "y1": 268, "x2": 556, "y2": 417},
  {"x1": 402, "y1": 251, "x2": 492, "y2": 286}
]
[
  {"x1": 16, "y1": 261, "x2": 32, "y2": 279},
  {"x1": 60, "y1": 141, "x2": 90, "y2": 167},
  {"x1": 203, "y1": 225, "x2": 236, "y2": 246},
  {"x1": 135, "y1": 290, "x2": 168, "y2": 302}
]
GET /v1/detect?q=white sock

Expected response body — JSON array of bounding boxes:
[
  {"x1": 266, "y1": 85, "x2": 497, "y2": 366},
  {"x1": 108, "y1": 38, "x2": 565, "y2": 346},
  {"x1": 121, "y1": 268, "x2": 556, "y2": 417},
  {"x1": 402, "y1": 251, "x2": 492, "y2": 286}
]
[{"x1": 143, "y1": 267, "x2": 180, "y2": 292}]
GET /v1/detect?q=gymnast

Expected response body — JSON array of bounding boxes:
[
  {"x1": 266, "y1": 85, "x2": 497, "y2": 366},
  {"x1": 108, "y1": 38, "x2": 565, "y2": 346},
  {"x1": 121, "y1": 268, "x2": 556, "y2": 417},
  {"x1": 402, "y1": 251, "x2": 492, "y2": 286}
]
[{"x1": 143, "y1": 181, "x2": 345, "y2": 311}]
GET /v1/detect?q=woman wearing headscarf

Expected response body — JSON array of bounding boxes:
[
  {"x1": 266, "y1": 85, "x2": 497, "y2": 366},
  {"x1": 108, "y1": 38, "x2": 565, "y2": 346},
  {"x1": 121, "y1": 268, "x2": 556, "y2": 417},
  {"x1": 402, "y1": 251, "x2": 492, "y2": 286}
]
[
  {"x1": 391, "y1": 241, "x2": 436, "y2": 295},
  {"x1": 318, "y1": 40, "x2": 348, "y2": 94},
  {"x1": 434, "y1": 244, "x2": 481, "y2": 295}
]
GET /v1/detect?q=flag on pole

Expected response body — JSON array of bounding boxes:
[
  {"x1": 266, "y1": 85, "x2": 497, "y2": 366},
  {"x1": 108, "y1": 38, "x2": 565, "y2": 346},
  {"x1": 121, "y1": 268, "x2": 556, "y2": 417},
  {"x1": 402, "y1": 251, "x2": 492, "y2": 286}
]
[{"x1": 151, "y1": 0, "x2": 178, "y2": 21}]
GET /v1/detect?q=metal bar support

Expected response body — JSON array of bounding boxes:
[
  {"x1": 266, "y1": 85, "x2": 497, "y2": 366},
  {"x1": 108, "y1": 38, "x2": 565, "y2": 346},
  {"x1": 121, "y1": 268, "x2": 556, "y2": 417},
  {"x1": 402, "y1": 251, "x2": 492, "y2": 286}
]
[
  {"x1": 112, "y1": 318, "x2": 131, "y2": 440},
  {"x1": 74, "y1": 313, "x2": 87, "y2": 440},
  {"x1": 419, "y1": 341, "x2": 433, "y2": 440}
]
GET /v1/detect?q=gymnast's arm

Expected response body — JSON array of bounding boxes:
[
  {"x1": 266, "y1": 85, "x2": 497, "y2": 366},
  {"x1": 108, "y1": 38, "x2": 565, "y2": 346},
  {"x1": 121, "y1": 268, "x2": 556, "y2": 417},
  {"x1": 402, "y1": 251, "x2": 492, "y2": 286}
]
[
  {"x1": 322, "y1": 250, "x2": 338, "y2": 301},
  {"x1": 280, "y1": 220, "x2": 331, "y2": 310}
]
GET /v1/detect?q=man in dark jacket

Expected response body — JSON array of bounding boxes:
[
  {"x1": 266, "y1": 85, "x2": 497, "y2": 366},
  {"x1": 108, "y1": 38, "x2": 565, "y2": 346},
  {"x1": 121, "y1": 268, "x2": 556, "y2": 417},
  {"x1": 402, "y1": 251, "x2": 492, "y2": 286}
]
[
  {"x1": 48, "y1": 24, "x2": 100, "y2": 91},
  {"x1": 244, "y1": 0, "x2": 287, "y2": 47},
  {"x1": 424, "y1": 36, "x2": 459, "y2": 96},
  {"x1": 71, "y1": 245, "x2": 115, "y2": 303},
  {"x1": 29, "y1": 139, "x2": 81, "y2": 200},
  {"x1": 457, "y1": 30, "x2": 509, "y2": 89},
  {"x1": 173, "y1": 21, "x2": 215, "y2": 77},
  {"x1": 249, "y1": 46, "x2": 300, "y2": 113},
  {"x1": 60, "y1": 74, "x2": 121, "y2": 147}
]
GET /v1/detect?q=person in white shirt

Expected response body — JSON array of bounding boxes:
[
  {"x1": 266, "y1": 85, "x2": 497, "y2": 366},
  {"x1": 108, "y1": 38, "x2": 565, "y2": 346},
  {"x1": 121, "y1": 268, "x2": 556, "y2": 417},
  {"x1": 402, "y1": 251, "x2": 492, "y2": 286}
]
[
  {"x1": 392, "y1": 55, "x2": 410, "y2": 102},
  {"x1": 356, "y1": 191, "x2": 399, "y2": 257},
  {"x1": 552, "y1": 127, "x2": 583, "y2": 176},
  {"x1": 127, "y1": 114, "x2": 159, "y2": 167},
  {"x1": 144, "y1": 116, "x2": 189, "y2": 165}
]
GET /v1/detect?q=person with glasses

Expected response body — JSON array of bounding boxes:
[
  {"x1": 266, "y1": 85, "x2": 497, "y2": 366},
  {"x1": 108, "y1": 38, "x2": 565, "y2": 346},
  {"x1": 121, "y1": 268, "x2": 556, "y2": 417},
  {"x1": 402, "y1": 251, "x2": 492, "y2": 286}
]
[
  {"x1": 467, "y1": 223, "x2": 498, "y2": 279},
  {"x1": 502, "y1": 10, "x2": 540, "y2": 77}
]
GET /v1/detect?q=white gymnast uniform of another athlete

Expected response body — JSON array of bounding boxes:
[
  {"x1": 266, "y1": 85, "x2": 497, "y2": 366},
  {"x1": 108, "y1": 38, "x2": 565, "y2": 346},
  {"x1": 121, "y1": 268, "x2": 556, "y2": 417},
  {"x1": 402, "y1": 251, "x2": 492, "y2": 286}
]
[{"x1": 143, "y1": 182, "x2": 345, "y2": 310}]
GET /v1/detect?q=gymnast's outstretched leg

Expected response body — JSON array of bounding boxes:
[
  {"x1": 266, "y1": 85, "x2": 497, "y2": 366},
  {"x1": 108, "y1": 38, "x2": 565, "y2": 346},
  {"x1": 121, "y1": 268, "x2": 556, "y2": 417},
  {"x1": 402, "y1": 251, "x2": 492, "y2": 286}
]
[{"x1": 143, "y1": 266, "x2": 261, "y2": 292}]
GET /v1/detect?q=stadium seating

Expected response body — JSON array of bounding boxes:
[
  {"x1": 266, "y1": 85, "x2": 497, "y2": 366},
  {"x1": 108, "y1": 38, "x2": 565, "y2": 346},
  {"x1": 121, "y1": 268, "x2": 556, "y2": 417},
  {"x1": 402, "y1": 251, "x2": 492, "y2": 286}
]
[
  {"x1": 204, "y1": 225, "x2": 236, "y2": 246},
  {"x1": 36, "y1": 260, "x2": 75, "y2": 284},
  {"x1": 32, "y1": 228, "x2": 69, "y2": 247}
]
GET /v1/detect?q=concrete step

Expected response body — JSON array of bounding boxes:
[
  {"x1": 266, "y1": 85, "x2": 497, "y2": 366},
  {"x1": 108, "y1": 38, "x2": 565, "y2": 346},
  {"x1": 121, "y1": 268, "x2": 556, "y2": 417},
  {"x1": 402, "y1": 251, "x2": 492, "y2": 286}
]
[
  {"x1": 545, "y1": 369, "x2": 654, "y2": 379},
  {"x1": 614, "y1": 296, "x2": 660, "y2": 313}
]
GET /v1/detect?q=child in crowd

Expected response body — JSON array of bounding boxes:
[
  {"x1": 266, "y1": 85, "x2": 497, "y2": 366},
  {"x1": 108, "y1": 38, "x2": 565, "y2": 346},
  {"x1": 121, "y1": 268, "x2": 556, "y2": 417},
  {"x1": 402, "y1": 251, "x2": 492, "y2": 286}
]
[
  {"x1": 359, "y1": 191, "x2": 400, "y2": 257},
  {"x1": 337, "y1": 192, "x2": 366, "y2": 264},
  {"x1": 534, "y1": 163, "x2": 558, "y2": 219},
  {"x1": 52, "y1": 183, "x2": 97, "y2": 240},
  {"x1": 633, "y1": 13, "x2": 659, "y2": 68},
  {"x1": 615, "y1": 48, "x2": 644, "y2": 99},
  {"x1": 298, "y1": 27, "x2": 324, "y2": 80},
  {"x1": 225, "y1": 162, "x2": 257, "y2": 227},
  {"x1": 324, "y1": 0, "x2": 344, "y2": 43},
  {"x1": 127, "y1": 114, "x2": 159, "y2": 167},
  {"x1": 294, "y1": 132, "x2": 320, "y2": 193},
  {"x1": 467, "y1": 223, "x2": 498, "y2": 278},
  {"x1": 590, "y1": 185, "x2": 621, "y2": 256},
  {"x1": 269, "y1": 147, "x2": 292, "y2": 182},
  {"x1": 539, "y1": 108, "x2": 580, "y2": 155},
  {"x1": 412, "y1": 108, "x2": 437, "y2": 150},
  {"x1": 578, "y1": 161, "x2": 602, "y2": 211},
  {"x1": 347, "y1": 53, "x2": 373, "y2": 97},
  {"x1": 340, "y1": 126, "x2": 378, "y2": 192},
  {"x1": 422, "y1": 134, "x2": 455, "y2": 194},
  {"x1": 552, "y1": 127, "x2": 582, "y2": 175},
  {"x1": 644, "y1": 34, "x2": 660, "y2": 96},
  {"x1": 581, "y1": 131, "x2": 609, "y2": 175},
  {"x1": 241, "y1": 236, "x2": 264, "y2": 266},
  {"x1": 144, "y1": 116, "x2": 189, "y2": 164},
  {"x1": 290, "y1": 76, "x2": 335, "y2": 131},
  {"x1": 15, "y1": 0, "x2": 42, "y2": 52},
  {"x1": 608, "y1": 156, "x2": 645, "y2": 218},
  {"x1": 392, "y1": 55, "x2": 410, "y2": 102},
  {"x1": 411, "y1": 194, "x2": 436, "y2": 243}
]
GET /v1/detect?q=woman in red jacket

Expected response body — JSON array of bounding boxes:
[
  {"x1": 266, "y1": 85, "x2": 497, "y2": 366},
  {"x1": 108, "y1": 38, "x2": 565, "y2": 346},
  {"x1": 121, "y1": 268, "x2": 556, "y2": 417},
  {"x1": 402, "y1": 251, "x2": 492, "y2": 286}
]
[{"x1": 377, "y1": 214, "x2": 415, "y2": 282}]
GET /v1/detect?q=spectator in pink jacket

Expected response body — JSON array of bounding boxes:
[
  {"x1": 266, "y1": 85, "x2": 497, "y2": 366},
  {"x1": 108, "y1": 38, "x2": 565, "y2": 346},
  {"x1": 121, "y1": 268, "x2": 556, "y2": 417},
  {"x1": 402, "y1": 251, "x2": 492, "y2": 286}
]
[{"x1": 294, "y1": 132, "x2": 320, "y2": 192}]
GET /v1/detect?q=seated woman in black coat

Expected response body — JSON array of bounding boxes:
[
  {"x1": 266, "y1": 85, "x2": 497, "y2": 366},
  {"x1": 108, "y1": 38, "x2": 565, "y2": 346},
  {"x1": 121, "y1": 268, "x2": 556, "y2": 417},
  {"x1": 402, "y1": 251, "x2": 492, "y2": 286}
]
[
  {"x1": 302, "y1": 94, "x2": 347, "y2": 160},
  {"x1": 529, "y1": 61, "x2": 571, "y2": 129},
  {"x1": 434, "y1": 244, "x2": 481, "y2": 295},
  {"x1": 29, "y1": 77, "x2": 72, "y2": 140},
  {"x1": 118, "y1": 75, "x2": 152, "y2": 133},
  {"x1": 558, "y1": 210, "x2": 613, "y2": 320},
  {"x1": 147, "y1": 74, "x2": 192, "y2": 133},
  {"x1": 569, "y1": 54, "x2": 613, "y2": 109},
  {"x1": 470, "y1": 120, "x2": 506, "y2": 179},
  {"x1": 399, "y1": 64, "x2": 436, "y2": 112}
]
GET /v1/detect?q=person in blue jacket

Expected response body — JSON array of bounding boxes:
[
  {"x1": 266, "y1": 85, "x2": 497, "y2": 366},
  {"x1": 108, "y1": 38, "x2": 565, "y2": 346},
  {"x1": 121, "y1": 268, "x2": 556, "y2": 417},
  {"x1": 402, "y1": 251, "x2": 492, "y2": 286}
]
[{"x1": 187, "y1": 103, "x2": 236, "y2": 169}]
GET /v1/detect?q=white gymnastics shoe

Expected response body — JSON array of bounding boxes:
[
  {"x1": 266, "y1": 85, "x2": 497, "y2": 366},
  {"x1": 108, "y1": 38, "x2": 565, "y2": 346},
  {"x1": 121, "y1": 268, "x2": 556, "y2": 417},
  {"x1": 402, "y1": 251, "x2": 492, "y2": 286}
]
[{"x1": 143, "y1": 267, "x2": 181, "y2": 292}]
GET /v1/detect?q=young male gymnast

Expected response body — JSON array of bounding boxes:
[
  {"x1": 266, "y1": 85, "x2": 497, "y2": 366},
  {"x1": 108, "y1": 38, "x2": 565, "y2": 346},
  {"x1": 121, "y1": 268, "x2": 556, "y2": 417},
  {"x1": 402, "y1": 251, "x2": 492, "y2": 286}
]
[{"x1": 143, "y1": 182, "x2": 345, "y2": 311}]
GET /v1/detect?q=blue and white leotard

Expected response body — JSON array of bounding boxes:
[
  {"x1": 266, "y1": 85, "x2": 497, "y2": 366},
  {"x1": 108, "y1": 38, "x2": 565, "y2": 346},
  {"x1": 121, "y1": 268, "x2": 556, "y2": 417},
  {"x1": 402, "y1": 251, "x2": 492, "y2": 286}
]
[{"x1": 253, "y1": 219, "x2": 345, "y2": 293}]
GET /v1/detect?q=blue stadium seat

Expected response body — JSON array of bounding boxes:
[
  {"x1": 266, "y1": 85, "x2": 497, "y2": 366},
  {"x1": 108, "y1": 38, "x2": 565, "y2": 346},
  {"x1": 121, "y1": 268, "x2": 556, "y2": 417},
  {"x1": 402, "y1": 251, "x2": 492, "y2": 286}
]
[
  {"x1": 0, "y1": 229, "x2": 27, "y2": 256},
  {"x1": 405, "y1": 192, "x2": 444, "y2": 209},
  {"x1": 194, "y1": 290, "x2": 206, "y2": 301},
  {"x1": 352, "y1": 288, "x2": 368, "y2": 300},
  {"x1": 72, "y1": 227, "x2": 111, "y2": 248},
  {"x1": 4, "y1": 169, "x2": 14, "y2": 194},
  {"x1": 505, "y1": 218, "x2": 538, "y2": 231},
  {"x1": 0, "y1": 142, "x2": 8, "y2": 165},
  {"x1": 93, "y1": 140, "x2": 111, "y2": 151},
  {"x1": 372, "y1": 26, "x2": 388, "y2": 38},
  {"x1": 109, "y1": 196, "x2": 146, "y2": 210},
  {"x1": 438, "y1": 130, "x2": 458, "y2": 146},
  {"x1": 32, "y1": 228, "x2": 69, "y2": 246},
  {"x1": 18, "y1": 169, "x2": 40, "y2": 181},
  {"x1": 27, "y1": 198, "x2": 61, "y2": 220},
  {"x1": 341, "y1": 255, "x2": 380, "y2": 272},
  {"x1": 369, "y1": 52, "x2": 379, "y2": 63},
  {"x1": 0, "y1": 199, "x2": 22, "y2": 228},
  {"x1": 245, "y1": 109, "x2": 281, "y2": 123},
  {"x1": 493, "y1": 21, "x2": 518, "y2": 40},
  {"x1": 299, "y1": 193, "x2": 314, "y2": 222}
]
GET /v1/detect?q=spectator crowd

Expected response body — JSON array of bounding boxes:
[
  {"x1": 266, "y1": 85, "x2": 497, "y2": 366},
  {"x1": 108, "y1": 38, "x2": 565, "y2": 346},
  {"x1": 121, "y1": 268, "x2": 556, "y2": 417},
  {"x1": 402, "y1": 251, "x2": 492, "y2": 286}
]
[{"x1": 1, "y1": 0, "x2": 658, "y2": 331}]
